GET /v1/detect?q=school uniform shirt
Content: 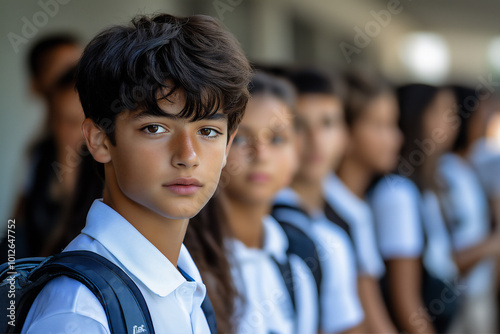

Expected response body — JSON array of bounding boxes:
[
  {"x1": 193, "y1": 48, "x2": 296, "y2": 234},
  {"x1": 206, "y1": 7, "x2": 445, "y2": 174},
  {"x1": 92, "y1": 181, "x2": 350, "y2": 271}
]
[
  {"x1": 368, "y1": 174, "x2": 425, "y2": 260},
  {"x1": 228, "y1": 215, "x2": 318, "y2": 334},
  {"x1": 439, "y1": 153, "x2": 495, "y2": 296},
  {"x1": 273, "y1": 188, "x2": 365, "y2": 333},
  {"x1": 323, "y1": 174, "x2": 386, "y2": 279},
  {"x1": 22, "y1": 199, "x2": 211, "y2": 334},
  {"x1": 369, "y1": 174, "x2": 459, "y2": 281},
  {"x1": 420, "y1": 190, "x2": 459, "y2": 282},
  {"x1": 468, "y1": 138, "x2": 500, "y2": 198}
]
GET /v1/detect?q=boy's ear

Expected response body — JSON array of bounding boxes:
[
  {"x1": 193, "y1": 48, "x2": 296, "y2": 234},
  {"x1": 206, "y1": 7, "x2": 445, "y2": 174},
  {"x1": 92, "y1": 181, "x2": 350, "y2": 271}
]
[
  {"x1": 222, "y1": 127, "x2": 238, "y2": 168},
  {"x1": 82, "y1": 118, "x2": 112, "y2": 163}
]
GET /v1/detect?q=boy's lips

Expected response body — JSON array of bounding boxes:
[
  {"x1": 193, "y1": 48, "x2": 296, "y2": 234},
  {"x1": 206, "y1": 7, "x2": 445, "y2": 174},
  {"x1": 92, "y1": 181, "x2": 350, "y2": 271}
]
[{"x1": 163, "y1": 177, "x2": 202, "y2": 195}]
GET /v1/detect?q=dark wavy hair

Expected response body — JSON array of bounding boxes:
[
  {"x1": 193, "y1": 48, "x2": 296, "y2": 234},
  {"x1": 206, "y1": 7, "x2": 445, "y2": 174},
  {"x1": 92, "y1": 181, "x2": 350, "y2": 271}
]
[{"x1": 76, "y1": 13, "x2": 251, "y2": 145}]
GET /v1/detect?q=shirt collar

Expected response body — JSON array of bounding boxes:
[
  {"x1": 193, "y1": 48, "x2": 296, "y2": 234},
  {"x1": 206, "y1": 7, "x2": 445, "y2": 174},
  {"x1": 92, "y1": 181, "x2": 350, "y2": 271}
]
[
  {"x1": 82, "y1": 199, "x2": 198, "y2": 297},
  {"x1": 228, "y1": 215, "x2": 289, "y2": 264},
  {"x1": 274, "y1": 187, "x2": 325, "y2": 221},
  {"x1": 274, "y1": 188, "x2": 302, "y2": 207},
  {"x1": 323, "y1": 173, "x2": 371, "y2": 223}
]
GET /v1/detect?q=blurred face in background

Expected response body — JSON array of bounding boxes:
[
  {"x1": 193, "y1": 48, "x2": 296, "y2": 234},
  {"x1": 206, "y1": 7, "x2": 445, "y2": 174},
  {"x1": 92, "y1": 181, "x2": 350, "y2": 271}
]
[
  {"x1": 294, "y1": 94, "x2": 346, "y2": 182},
  {"x1": 50, "y1": 87, "x2": 85, "y2": 154},
  {"x1": 32, "y1": 44, "x2": 82, "y2": 98},
  {"x1": 224, "y1": 95, "x2": 298, "y2": 205},
  {"x1": 346, "y1": 93, "x2": 403, "y2": 174},
  {"x1": 422, "y1": 89, "x2": 459, "y2": 154}
]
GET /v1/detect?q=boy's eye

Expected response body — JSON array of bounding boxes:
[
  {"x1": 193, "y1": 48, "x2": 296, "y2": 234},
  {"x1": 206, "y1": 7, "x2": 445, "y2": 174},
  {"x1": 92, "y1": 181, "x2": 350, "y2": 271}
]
[
  {"x1": 142, "y1": 124, "x2": 167, "y2": 134},
  {"x1": 198, "y1": 128, "x2": 221, "y2": 138}
]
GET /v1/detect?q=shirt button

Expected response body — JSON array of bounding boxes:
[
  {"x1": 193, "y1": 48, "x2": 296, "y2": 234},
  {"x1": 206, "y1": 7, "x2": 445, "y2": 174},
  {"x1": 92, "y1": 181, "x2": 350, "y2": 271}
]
[{"x1": 180, "y1": 285, "x2": 191, "y2": 296}]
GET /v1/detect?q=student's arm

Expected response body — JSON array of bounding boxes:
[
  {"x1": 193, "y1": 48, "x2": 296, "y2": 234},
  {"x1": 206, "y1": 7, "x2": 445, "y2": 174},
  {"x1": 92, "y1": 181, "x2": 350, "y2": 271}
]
[
  {"x1": 24, "y1": 313, "x2": 109, "y2": 334},
  {"x1": 386, "y1": 258, "x2": 436, "y2": 334},
  {"x1": 491, "y1": 197, "x2": 500, "y2": 231},
  {"x1": 452, "y1": 231, "x2": 500, "y2": 275},
  {"x1": 357, "y1": 275, "x2": 397, "y2": 334}
]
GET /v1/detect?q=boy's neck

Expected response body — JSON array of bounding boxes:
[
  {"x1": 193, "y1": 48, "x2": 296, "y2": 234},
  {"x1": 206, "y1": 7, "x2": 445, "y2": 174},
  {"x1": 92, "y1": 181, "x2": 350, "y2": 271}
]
[
  {"x1": 225, "y1": 197, "x2": 269, "y2": 249},
  {"x1": 337, "y1": 157, "x2": 373, "y2": 199},
  {"x1": 291, "y1": 176, "x2": 324, "y2": 212},
  {"x1": 102, "y1": 186, "x2": 188, "y2": 267}
]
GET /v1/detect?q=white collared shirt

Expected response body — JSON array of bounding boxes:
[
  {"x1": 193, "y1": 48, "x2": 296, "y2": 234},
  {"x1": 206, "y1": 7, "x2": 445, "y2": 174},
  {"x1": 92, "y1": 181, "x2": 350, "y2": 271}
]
[
  {"x1": 439, "y1": 153, "x2": 495, "y2": 296},
  {"x1": 273, "y1": 188, "x2": 364, "y2": 333},
  {"x1": 468, "y1": 138, "x2": 500, "y2": 197},
  {"x1": 323, "y1": 174, "x2": 385, "y2": 278},
  {"x1": 22, "y1": 199, "x2": 211, "y2": 334},
  {"x1": 369, "y1": 174, "x2": 425, "y2": 259},
  {"x1": 229, "y1": 215, "x2": 318, "y2": 334}
]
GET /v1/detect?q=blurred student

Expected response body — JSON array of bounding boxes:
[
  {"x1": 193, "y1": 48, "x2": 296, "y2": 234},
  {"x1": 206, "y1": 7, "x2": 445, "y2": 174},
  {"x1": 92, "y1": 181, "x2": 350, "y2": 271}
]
[
  {"x1": 222, "y1": 72, "x2": 318, "y2": 334},
  {"x1": 437, "y1": 85, "x2": 499, "y2": 333},
  {"x1": 6, "y1": 35, "x2": 82, "y2": 258},
  {"x1": 272, "y1": 68, "x2": 365, "y2": 333},
  {"x1": 369, "y1": 84, "x2": 457, "y2": 333},
  {"x1": 373, "y1": 83, "x2": 498, "y2": 333},
  {"x1": 323, "y1": 71, "x2": 399, "y2": 333},
  {"x1": 457, "y1": 88, "x2": 500, "y2": 226}
]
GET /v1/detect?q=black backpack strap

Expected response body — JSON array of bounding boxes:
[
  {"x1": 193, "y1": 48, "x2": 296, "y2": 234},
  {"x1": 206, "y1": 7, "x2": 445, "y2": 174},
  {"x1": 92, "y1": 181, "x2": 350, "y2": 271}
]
[
  {"x1": 323, "y1": 200, "x2": 353, "y2": 241},
  {"x1": 178, "y1": 266, "x2": 217, "y2": 334},
  {"x1": 270, "y1": 256, "x2": 296, "y2": 313},
  {"x1": 15, "y1": 251, "x2": 154, "y2": 334},
  {"x1": 279, "y1": 222, "x2": 322, "y2": 297}
]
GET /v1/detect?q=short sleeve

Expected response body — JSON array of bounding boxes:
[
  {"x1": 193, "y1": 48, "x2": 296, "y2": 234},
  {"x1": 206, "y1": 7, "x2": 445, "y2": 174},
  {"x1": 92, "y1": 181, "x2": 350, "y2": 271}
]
[
  {"x1": 22, "y1": 276, "x2": 110, "y2": 334},
  {"x1": 312, "y1": 222, "x2": 364, "y2": 332},
  {"x1": 369, "y1": 175, "x2": 424, "y2": 259}
]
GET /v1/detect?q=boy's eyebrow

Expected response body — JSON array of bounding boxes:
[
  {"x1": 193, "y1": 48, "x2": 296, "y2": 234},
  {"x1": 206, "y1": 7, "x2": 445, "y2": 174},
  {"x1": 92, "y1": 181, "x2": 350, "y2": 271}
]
[{"x1": 132, "y1": 110, "x2": 227, "y2": 121}]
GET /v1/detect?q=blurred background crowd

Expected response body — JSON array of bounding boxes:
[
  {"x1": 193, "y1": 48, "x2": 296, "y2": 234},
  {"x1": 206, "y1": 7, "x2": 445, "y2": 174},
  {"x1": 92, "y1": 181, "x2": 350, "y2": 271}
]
[{"x1": 2, "y1": 0, "x2": 500, "y2": 333}]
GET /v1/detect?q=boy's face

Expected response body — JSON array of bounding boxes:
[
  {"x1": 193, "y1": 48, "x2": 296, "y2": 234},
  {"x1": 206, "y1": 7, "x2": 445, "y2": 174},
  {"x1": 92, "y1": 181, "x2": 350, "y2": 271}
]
[
  {"x1": 87, "y1": 89, "x2": 234, "y2": 220},
  {"x1": 224, "y1": 96, "x2": 297, "y2": 205},
  {"x1": 294, "y1": 94, "x2": 346, "y2": 182}
]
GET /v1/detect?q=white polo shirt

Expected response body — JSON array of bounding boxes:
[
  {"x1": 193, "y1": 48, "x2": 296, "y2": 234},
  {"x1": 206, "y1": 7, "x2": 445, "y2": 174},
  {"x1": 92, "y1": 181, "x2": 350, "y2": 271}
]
[
  {"x1": 229, "y1": 215, "x2": 318, "y2": 334},
  {"x1": 22, "y1": 199, "x2": 211, "y2": 334},
  {"x1": 273, "y1": 188, "x2": 364, "y2": 333},
  {"x1": 420, "y1": 191, "x2": 458, "y2": 282},
  {"x1": 468, "y1": 138, "x2": 500, "y2": 198},
  {"x1": 323, "y1": 174, "x2": 386, "y2": 278},
  {"x1": 439, "y1": 153, "x2": 495, "y2": 296},
  {"x1": 368, "y1": 174, "x2": 425, "y2": 259}
]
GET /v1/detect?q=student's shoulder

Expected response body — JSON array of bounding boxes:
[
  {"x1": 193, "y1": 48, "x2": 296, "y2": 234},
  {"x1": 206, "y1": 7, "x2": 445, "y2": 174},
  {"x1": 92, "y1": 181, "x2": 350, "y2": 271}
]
[
  {"x1": 370, "y1": 174, "x2": 420, "y2": 202},
  {"x1": 22, "y1": 235, "x2": 114, "y2": 333},
  {"x1": 22, "y1": 276, "x2": 109, "y2": 334}
]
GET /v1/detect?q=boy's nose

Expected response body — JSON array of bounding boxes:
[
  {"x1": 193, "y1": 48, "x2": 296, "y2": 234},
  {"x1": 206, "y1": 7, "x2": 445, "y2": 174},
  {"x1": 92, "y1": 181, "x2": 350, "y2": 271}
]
[{"x1": 171, "y1": 131, "x2": 200, "y2": 169}]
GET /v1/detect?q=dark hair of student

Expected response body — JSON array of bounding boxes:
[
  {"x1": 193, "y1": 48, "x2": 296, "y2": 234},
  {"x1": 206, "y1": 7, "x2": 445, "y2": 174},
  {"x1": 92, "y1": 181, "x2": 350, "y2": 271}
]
[
  {"x1": 249, "y1": 71, "x2": 296, "y2": 109},
  {"x1": 76, "y1": 13, "x2": 251, "y2": 146},
  {"x1": 451, "y1": 85, "x2": 478, "y2": 153},
  {"x1": 396, "y1": 84, "x2": 441, "y2": 190},
  {"x1": 41, "y1": 151, "x2": 104, "y2": 256},
  {"x1": 28, "y1": 34, "x2": 80, "y2": 79},
  {"x1": 185, "y1": 191, "x2": 237, "y2": 334},
  {"x1": 342, "y1": 70, "x2": 392, "y2": 128},
  {"x1": 287, "y1": 67, "x2": 344, "y2": 98}
]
